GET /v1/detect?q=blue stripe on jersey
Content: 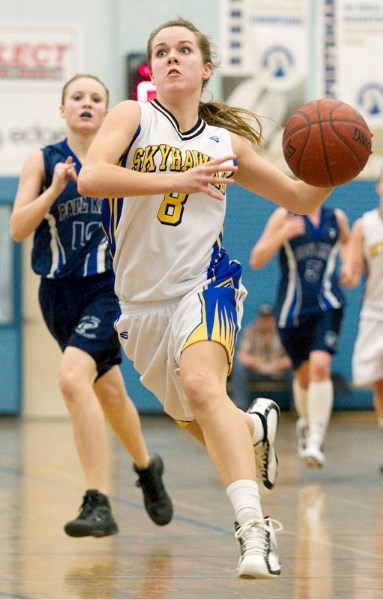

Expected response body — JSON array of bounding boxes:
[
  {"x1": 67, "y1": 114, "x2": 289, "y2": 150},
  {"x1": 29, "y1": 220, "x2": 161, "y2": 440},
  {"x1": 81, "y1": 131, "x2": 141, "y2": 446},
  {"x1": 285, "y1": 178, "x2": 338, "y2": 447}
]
[
  {"x1": 102, "y1": 197, "x2": 124, "y2": 258},
  {"x1": 206, "y1": 231, "x2": 229, "y2": 281},
  {"x1": 101, "y1": 148, "x2": 137, "y2": 258}
]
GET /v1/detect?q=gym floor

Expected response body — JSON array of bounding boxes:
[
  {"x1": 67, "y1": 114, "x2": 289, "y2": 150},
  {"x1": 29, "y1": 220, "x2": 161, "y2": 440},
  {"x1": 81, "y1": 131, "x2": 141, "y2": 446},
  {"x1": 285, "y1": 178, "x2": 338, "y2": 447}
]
[{"x1": 0, "y1": 411, "x2": 382, "y2": 599}]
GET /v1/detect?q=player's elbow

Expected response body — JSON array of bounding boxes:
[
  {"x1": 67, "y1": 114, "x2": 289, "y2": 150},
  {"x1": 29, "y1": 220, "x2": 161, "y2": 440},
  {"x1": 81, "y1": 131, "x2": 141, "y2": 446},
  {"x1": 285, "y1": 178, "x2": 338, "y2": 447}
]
[
  {"x1": 250, "y1": 251, "x2": 266, "y2": 270},
  {"x1": 9, "y1": 218, "x2": 25, "y2": 243},
  {"x1": 348, "y1": 275, "x2": 361, "y2": 288},
  {"x1": 249, "y1": 257, "x2": 258, "y2": 270},
  {"x1": 77, "y1": 168, "x2": 95, "y2": 197}
]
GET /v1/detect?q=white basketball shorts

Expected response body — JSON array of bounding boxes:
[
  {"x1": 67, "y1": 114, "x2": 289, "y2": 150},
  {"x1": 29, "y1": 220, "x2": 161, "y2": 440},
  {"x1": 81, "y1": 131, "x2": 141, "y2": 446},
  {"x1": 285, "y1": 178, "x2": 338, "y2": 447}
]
[
  {"x1": 115, "y1": 278, "x2": 246, "y2": 422},
  {"x1": 352, "y1": 318, "x2": 383, "y2": 386}
]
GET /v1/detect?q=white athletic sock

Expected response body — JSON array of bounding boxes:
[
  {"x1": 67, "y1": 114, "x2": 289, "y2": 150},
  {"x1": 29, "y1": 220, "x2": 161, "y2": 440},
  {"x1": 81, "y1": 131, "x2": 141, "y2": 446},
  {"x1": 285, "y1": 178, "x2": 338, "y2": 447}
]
[
  {"x1": 307, "y1": 380, "x2": 333, "y2": 443},
  {"x1": 293, "y1": 377, "x2": 308, "y2": 422},
  {"x1": 226, "y1": 480, "x2": 263, "y2": 525}
]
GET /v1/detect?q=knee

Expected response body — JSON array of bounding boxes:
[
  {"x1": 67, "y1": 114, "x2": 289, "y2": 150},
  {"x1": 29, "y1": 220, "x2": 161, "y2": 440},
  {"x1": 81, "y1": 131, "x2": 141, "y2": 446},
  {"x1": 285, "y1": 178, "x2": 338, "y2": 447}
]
[
  {"x1": 182, "y1": 371, "x2": 212, "y2": 412},
  {"x1": 98, "y1": 384, "x2": 125, "y2": 411},
  {"x1": 58, "y1": 367, "x2": 82, "y2": 403},
  {"x1": 310, "y1": 362, "x2": 330, "y2": 381}
]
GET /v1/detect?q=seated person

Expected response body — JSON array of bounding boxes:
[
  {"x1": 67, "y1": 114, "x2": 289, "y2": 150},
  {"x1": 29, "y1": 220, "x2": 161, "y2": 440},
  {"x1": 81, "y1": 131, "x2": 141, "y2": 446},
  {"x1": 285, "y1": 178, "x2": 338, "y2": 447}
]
[{"x1": 231, "y1": 304, "x2": 292, "y2": 409}]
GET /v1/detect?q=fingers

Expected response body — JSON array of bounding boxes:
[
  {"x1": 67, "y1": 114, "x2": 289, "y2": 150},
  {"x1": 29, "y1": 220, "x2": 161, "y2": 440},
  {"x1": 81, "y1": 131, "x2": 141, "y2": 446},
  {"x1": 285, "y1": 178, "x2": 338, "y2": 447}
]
[
  {"x1": 179, "y1": 155, "x2": 236, "y2": 200},
  {"x1": 206, "y1": 154, "x2": 238, "y2": 174},
  {"x1": 52, "y1": 159, "x2": 78, "y2": 193},
  {"x1": 58, "y1": 160, "x2": 77, "y2": 180},
  {"x1": 205, "y1": 183, "x2": 232, "y2": 201},
  {"x1": 207, "y1": 154, "x2": 237, "y2": 166}
]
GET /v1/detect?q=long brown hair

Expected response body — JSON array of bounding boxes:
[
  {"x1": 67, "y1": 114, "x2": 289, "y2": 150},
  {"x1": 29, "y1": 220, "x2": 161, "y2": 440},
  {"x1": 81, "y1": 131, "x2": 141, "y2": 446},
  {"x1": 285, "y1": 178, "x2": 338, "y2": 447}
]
[{"x1": 147, "y1": 18, "x2": 263, "y2": 148}]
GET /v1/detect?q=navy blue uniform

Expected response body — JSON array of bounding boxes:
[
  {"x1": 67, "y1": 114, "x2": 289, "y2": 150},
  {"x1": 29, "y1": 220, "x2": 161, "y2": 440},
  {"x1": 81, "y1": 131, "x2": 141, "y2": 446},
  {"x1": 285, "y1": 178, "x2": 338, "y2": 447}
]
[
  {"x1": 34, "y1": 140, "x2": 121, "y2": 377},
  {"x1": 32, "y1": 140, "x2": 109, "y2": 278},
  {"x1": 275, "y1": 206, "x2": 344, "y2": 369}
]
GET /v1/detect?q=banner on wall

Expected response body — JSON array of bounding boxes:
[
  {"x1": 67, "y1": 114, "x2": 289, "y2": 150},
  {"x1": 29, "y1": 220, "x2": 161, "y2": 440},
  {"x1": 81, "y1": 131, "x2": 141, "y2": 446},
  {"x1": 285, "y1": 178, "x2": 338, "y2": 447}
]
[
  {"x1": 221, "y1": 0, "x2": 308, "y2": 170},
  {"x1": 0, "y1": 25, "x2": 80, "y2": 176},
  {"x1": 315, "y1": 0, "x2": 383, "y2": 176},
  {"x1": 221, "y1": 0, "x2": 383, "y2": 178}
]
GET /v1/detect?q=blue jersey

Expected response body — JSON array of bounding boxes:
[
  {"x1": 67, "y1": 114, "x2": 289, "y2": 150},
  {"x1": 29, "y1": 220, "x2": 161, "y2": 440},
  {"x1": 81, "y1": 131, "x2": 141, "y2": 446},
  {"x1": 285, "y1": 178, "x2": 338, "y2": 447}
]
[
  {"x1": 31, "y1": 140, "x2": 110, "y2": 279},
  {"x1": 275, "y1": 206, "x2": 345, "y2": 328}
]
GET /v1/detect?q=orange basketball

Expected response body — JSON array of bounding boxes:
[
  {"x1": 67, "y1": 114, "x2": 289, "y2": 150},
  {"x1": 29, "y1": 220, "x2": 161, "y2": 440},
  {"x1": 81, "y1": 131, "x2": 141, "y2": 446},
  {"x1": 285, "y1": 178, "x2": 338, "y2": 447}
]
[{"x1": 282, "y1": 98, "x2": 372, "y2": 187}]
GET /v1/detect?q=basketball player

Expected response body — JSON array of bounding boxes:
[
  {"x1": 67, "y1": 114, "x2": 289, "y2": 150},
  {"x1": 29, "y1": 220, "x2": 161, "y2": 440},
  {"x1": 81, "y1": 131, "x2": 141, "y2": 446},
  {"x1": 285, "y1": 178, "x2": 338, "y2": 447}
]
[
  {"x1": 250, "y1": 205, "x2": 350, "y2": 468},
  {"x1": 78, "y1": 18, "x2": 334, "y2": 578},
  {"x1": 341, "y1": 173, "x2": 383, "y2": 473},
  {"x1": 9, "y1": 74, "x2": 173, "y2": 537}
]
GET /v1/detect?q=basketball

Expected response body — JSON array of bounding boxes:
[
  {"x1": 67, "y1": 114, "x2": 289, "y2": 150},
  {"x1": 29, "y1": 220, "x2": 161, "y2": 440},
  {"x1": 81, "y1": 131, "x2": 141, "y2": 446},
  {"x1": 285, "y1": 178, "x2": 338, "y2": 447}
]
[{"x1": 282, "y1": 98, "x2": 372, "y2": 187}]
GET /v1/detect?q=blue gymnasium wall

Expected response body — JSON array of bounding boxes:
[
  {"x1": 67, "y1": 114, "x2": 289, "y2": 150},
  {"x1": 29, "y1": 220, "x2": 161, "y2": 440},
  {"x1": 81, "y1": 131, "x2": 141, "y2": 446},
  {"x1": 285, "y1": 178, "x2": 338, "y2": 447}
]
[
  {"x1": 122, "y1": 179, "x2": 377, "y2": 413},
  {"x1": 0, "y1": 178, "x2": 22, "y2": 414},
  {"x1": 2, "y1": 174, "x2": 376, "y2": 414}
]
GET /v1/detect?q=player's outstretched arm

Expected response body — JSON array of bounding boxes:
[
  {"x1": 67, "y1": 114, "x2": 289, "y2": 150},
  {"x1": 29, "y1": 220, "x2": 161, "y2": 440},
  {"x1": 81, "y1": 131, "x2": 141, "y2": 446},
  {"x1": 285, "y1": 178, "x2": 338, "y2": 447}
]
[{"x1": 231, "y1": 133, "x2": 333, "y2": 215}]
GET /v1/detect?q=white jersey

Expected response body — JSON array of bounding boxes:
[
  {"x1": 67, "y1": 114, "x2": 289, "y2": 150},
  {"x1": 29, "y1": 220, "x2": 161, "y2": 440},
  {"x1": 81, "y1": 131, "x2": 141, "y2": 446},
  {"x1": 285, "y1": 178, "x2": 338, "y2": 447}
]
[
  {"x1": 102, "y1": 99, "x2": 235, "y2": 303},
  {"x1": 360, "y1": 208, "x2": 383, "y2": 321}
]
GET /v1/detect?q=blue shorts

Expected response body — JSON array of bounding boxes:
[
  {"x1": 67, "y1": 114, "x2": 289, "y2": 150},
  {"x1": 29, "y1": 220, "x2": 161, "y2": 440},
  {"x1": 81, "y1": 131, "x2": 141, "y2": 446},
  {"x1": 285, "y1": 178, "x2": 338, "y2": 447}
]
[
  {"x1": 39, "y1": 271, "x2": 122, "y2": 378},
  {"x1": 277, "y1": 308, "x2": 343, "y2": 370}
]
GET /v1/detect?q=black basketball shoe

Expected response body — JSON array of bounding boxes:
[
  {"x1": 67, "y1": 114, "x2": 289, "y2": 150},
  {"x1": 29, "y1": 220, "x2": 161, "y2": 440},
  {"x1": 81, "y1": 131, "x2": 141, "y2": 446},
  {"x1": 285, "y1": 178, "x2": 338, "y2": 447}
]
[
  {"x1": 64, "y1": 489, "x2": 118, "y2": 538},
  {"x1": 133, "y1": 454, "x2": 173, "y2": 526}
]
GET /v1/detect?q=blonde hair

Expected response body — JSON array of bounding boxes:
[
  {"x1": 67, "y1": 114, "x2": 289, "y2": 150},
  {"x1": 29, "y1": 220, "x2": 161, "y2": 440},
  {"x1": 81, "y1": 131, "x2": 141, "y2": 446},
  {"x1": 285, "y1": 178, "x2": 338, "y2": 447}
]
[
  {"x1": 61, "y1": 73, "x2": 110, "y2": 108},
  {"x1": 147, "y1": 18, "x2": 263, "y2": 147}
]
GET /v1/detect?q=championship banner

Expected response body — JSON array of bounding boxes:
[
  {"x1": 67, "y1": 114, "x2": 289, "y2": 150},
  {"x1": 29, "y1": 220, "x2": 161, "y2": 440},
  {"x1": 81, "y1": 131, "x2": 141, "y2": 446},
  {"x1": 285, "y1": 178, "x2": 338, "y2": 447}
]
[
  {"x1": 221, "y1": 0, "x2": 308, "y2": 169},
  {"x1": 0, "y1": 25, "x2": 80, "y2": 176},
  {"x1": 315, "y1": 0, "x2": 383, "y2": 176},
  {"x1": 337, "y1": 0, "x2": 383, "y2": 174}
]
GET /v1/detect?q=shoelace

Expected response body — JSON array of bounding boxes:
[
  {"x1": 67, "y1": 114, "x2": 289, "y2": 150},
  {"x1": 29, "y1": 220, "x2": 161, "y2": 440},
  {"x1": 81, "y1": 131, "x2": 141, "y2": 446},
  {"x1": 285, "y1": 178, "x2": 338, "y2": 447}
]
[
  {"x1": 254, "y1": 441, "x2": 269, "y2": 477},
  {"x1": 235, "y1": 519, "x2": 283, "y2": 554},
  {"x1": 77, "y1": 493, "x2": 99, "y2": 518},
  {"x1": 135, "y1": 470, "x2": 165, "y2": 501}
]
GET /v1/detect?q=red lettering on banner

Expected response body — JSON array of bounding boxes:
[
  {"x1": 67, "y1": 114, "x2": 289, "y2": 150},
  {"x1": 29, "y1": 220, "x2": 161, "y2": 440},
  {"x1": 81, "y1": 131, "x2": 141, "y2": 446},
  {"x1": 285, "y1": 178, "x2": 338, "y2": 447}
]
[
  {"x1": 0, "y1": 43, "x2": 71, "y2": 66},
  {"x1": 31, "y1": 44, "x2": 50, "y2": 65}
]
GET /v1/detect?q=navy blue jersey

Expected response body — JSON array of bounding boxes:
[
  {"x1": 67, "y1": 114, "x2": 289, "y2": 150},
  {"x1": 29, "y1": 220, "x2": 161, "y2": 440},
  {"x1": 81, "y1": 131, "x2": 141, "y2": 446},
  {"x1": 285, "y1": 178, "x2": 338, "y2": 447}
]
[
  {"x1": 31, "y1": 139, "x2": 110, "y2": 278},
  {"x1": 275, "y1": 206, "x2": 345, "y2": 328}
]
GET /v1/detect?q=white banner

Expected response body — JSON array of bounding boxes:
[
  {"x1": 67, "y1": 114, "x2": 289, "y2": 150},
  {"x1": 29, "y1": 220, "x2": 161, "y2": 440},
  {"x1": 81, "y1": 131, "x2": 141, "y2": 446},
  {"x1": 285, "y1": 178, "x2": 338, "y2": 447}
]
[
  {"x1": 0, "y1": 25, "x2": 80, "y2": 176},
  {"x1": 338, "y1": 0, "x2": 383, "y2": 173},
  {"x1": 315, "y1": 0, "x2": 383, "y2": 176},
  {"x1": 221, "y1": 0, "x2": 308, "y2": 166}
]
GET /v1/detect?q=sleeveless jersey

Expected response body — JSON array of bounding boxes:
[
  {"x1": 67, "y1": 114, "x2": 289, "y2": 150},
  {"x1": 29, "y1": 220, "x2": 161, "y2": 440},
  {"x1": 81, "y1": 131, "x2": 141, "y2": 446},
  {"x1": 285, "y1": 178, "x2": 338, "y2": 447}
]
[
  {"x1": 360, "y1": 208, "x2": 383, "y2": 321},
  {"x1": 275, "y1": 206, "x2": 344, "y2": 328},
  {"x1": 31, "y1": 140, "x2": 110, "y2": 278},
  {"x1": 102, "y1": 99, "x2": 236, "y2": 303}
]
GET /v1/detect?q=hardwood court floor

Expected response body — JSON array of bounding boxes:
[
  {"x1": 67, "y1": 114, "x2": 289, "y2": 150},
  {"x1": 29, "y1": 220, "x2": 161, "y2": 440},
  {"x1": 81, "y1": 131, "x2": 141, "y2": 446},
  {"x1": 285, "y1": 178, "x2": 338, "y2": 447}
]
[{"x1": 0, "y1": 410, "x2": 382, "y2": 600}]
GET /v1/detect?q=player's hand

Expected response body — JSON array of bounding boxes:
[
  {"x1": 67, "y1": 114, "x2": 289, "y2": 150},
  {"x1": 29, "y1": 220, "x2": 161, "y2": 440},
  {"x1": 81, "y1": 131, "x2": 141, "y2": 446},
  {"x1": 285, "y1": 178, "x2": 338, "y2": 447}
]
[
  {"x1": 51, "y1": 156, "x2": 77, "y2": 196},
  {"x1": 339, "y1": 264, "x2": 356, "y2": 288},
  {"x1": 282, "y1": 214, "x2": 306, "y2": 240},
  {"x1": 174, "y1": 154, "x2": 237, "y2": 201}
]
